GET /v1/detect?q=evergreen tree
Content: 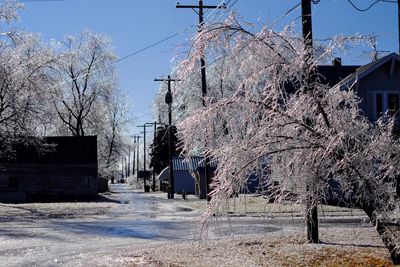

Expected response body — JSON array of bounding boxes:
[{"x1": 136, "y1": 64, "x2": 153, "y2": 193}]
[{"x1": 149, "y1": 125, "x2": 181, "y2": 174}]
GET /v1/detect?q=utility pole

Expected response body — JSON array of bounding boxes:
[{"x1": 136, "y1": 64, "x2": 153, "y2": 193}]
[
  {"x1": 137, "y1": 124, "x2": 152, "y2": 191},
  {"x1": 176, "y1": 1, "x2": 225, "y2": 201},
  {"x1": 302, "y1": 0, "x2": 318, "y2": 244},
  {"x1": 135, "y1": 135, "x2": 142, "y2": 182},
  {"x1": 155, "y1": 75, "x2": 181, "y2": 199},
  {"x1": 132, "y1": 136, "x2": 136, "y2": 176},
  {"x1": 127, "y1": 147, "x2": 131, "y2": 177},
  {"x1": 117, "y1": 157, "x2": 124, "y2": 183},
  {"x1": 146, "y1": 121, "x2": 166, "y2": 192},
  {"x1": 124, "y1": 156, "x2": 128, "y2": 179},
  {"x1": 302, "y1": 0, "x2": 313, "y2": 48}
]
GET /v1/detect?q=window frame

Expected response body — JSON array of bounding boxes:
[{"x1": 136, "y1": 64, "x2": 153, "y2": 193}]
[{"x1": 373, "y1": 91, "x2": 400, "y2": 120}]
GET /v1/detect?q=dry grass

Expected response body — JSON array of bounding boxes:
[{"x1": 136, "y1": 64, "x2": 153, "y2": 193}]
[{"x1": 103, "y1": 227, "x2": 393, "y2": 267}]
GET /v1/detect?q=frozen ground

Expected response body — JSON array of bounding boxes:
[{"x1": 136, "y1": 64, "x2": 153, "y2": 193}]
[{"x1": 0, "y1": 184, "x2": 392, "y2": 266}]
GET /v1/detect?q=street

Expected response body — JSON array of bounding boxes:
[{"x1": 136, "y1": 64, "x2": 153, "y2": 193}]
[{"x1": 0, "y1": 184, "x2": 369, "y2": 266}]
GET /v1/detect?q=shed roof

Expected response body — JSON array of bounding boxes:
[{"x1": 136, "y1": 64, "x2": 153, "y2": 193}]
[{"x1": 172, "y1": 156, "x2": 217, "y2": 171}]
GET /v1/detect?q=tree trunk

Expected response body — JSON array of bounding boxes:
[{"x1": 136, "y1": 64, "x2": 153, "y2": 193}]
[
  {"x1": 363, "y1": 206, "x2": 400, "y2": 264},
  {"x1": 306, "y1": 197, "x2": 319, "y2": 243}
]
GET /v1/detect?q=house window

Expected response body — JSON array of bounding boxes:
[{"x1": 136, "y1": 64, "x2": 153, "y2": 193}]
[
  {"x1": 374, "y1": 92, "x2": 400, "y2": 119},
  {"x1": 388, "y1": 94, "x2": 399, "y2": 116},
  {"x1": 376, "y1": 93, "x2": 383, "y2": 117}
]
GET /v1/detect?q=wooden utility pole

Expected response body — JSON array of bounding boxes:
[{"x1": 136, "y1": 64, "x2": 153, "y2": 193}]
[
  {"x1": 137, "y1": 125, "x2": 152, "y2": 191},
  {"x1": 135, "y1": 135, "x2": 142, "y2": 182},
  {"x1": 302, "y1": 0, "x2": 319, "y2": 244},
  {"x1": 302, "y1": 0, "x2": 313, "y2": 47},
  {"x1": 176, "y1": 1, "x2": 225, "y2": 201},
  {"x1": 154, "y1": 75, "x2": 181, "y2": 199},
  {"x1": 124, "y1": 156, "x2": 128, "y2": 179},
  {"x1": 146, "y1": 121, "x2": 166, "y2": 192},
  {"x1": 127, "y1": 147, "x2": 131, "y2": 177},
  {"x1": 121, "y1": 157, "x2": 124, "y2": 180},
  {"x1": 132, "y1": 136, "x2": 136, "y2": 176}
]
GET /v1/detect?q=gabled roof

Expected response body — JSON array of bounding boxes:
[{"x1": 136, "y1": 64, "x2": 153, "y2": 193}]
[
  {"x1": 284, "y1": 64, "x2": 359, "y2": 94},
  {"x1": 336, "y1": 52, "x2": 400, "y2": 89},
  {"x1": 317, "y1": 65, "x2": 360, "y2": 86}
]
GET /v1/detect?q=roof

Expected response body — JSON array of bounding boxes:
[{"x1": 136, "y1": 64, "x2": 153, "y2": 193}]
[
  {"x1": 284, "y1": 63, "x2": 359, "y2": 94},
  {"x1": 336, "y1": 52, "x2": 400, "y2": 89},
  {"x1": 157, "y1": 166, "x2": 170, "y2": 180},
  {"x1": 172, "y1": 156, "x2": 217, "y2": 171},
  {"x1": 316, "y1": 65, "x2": 360, "y2": 86}
]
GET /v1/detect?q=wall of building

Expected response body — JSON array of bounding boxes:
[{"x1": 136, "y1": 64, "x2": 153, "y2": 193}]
[
  {"x1": 357, "y1": 60, "x2": 400, "y2": 120},
  {"x1": 0, "y1": 136, "x2": 98, "y2": 202}
]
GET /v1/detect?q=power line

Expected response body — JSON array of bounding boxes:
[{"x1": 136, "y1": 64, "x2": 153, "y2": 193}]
[
  {"x1": 116, "y1": 2, "x2": 229, "y2": 64},
  {"x1": 228, "y1": 0, "x2": 240, "y2": 8},
  {"x1": 115, "y1": 33, "x2": 179, "y2": 63},
  {"x1": 5, "y1": 0, "x2": 67, "y2": 2},
  {"x1": 346, "y1": 0, "x2": 396, "y2": 12}
]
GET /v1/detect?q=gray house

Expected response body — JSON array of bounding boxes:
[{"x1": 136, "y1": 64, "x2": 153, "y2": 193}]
[{"x1": 335, "y1": 53, "x2": 400, "y2": 121}]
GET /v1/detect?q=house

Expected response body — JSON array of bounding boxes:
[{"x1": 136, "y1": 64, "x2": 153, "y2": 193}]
[
  {"x1": 0, "y1": 136, "x2": 98, "y2": 202},
  {"x1": 334, "y1": 52, "x2": 400, "y2": 121},
  {"x1": 321, "y1": 53, "x2": 400, "y2": 205},
  {"x1": 269, "y1": 54, "x2": 400, "y2": 201},
  {"x1": 306, "y1": 53, "x2": 400, "y2": 121}
]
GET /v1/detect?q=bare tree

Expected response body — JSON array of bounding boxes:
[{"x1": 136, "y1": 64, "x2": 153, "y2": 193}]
[
  {"x1": 173, "y1": 14, "x2": 400, "y2": 263},
  {"x1": 94, "y1": 90, "x2": 131, "y2": 178},
  {"x1": 0, "y1": 1, "x2": 55, "y2": 157},
  {"x1": 49, "y1": 31, "x2": 132, "y2": 178},
  {"x1": 52, "y1": 30, "x2": 116, "y2": 137}
]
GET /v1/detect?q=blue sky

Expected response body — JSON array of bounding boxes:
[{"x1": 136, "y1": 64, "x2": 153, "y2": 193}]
[{"x1": 15, "y1": 0, "x2": 398, "y2": 136}]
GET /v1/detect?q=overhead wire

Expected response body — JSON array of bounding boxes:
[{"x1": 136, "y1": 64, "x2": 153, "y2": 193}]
[
  {"x1": 21, "y1": 1, "x2": 232, "y2": 128},
  {"x1": 5, "y1": 0, "x2": 67, "y2": 2},
  {"x1": 115, "y1": 33, "x2": 180, "y2": 63},
  {"x1": 345, "y1": 0, "x2": 396, "y2": 12},
  {"x1": 228, "y1": 0, "x2": 240, "y2": 8},
  {"x1": 118, "y1": 0, "x2": 229, "y2": 64},
  {"x1": 205, "y1": 1, "x2": 302, "y2": 67}
]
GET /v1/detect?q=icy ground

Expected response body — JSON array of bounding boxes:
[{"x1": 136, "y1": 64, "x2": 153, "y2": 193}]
[{"x1": 0, "y1": 184, "x2": 389, "y2": 266}]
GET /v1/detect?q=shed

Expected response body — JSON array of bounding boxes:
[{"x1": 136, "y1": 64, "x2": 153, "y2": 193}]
[{"x1": 158, "y1": 161, "x2": 196, "y2": 194}]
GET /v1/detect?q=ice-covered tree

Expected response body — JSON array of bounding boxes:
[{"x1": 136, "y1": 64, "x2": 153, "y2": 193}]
[
  {"x1": 51, "y1": 30, "x2": 117, "y2": 137},
  {"x1": 0, "y1": 1, "x2": 55, "y2": 159},
  {"x1": 49, "y1": 31, "x2": 130, "y2": 177},
  {"x1": 174, "y1": 13, "x2": 400, "y2": 263},
  {"x1": 93, "y1": 89, "x2": 131, "y2": 178}
]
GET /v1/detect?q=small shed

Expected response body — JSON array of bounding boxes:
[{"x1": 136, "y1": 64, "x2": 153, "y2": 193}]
[{"x1": 158, "y1": 161, "x2": 196, "y2": 194}]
